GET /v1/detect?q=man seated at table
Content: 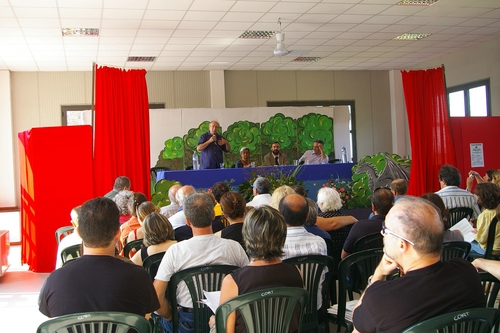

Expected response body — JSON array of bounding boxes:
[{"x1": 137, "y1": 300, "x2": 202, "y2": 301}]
[
  {"x1": 352, "y1": 196, "x2": 485, "y2": 333},
  {"x1": 263, "y1": 142, "x2": 289, "y2": 166},
  {"x1": 298, "y1": 140, "x2": 328, "y2": 165}
]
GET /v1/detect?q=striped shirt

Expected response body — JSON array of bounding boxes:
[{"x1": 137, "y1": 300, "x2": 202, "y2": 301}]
[{"x1": 435, "y1": 186, "x2": 481, "y2": 219}]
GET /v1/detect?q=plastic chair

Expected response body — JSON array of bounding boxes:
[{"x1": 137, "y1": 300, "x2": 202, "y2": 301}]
[
  {"x1": 60, "y1": 243, "x2": 82, "y2": 265},
  {"x1": 353, "y1": 232, "x2": 384, "y2": 252},
  {"x1": 143, "y1": 252, "x2": 166, "y2": 333},
  {"x1": 328, "y1": 248, "x2": 385, "y2": 332},
  {"x1": 441, "y1": 241, "x2": 471, "y2": 261},
  {"x1": 400, "y1": 307, "x2": 500, "y2": 333},
  {"x1": 37, "y1": 311, "x2": 152, "y2": 333},
  {"x1": 123, "y1": 239, "x2": 144, "y2": 258},
  {"x1": 55, "y1": 226, "x2": 74, "y2": 245},
  {"x1": 215, "y1": 287, "x2": 309, "y2": 333},
  {"x1": 448, "y1": 207, "x2": 474, "y2": 227},
  {"x1": 166, "y1": 264, "x2": 239, "y2": 333},
  {"x1": 484, "y1": 217, "x2": 500, "y2": 260},
  {"x1": 480, "y1": 272, "x2": 500, "y2": 332},
  {"x1": 284, "y1": 255, "x2": 334, "y2": 333}
]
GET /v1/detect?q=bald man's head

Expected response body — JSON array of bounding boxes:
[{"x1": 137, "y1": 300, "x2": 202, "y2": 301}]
[{"x1": 279, "y1": 193, "x2": 309, "y2": 226}]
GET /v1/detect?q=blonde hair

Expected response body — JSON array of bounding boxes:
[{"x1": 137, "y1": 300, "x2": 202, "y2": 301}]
[
  {"x1": 137, "y1": 201, "x2": 159, "y2": 224},
  {"x1": 269, "y1": 185, "x2": 294, "y2": 210}
]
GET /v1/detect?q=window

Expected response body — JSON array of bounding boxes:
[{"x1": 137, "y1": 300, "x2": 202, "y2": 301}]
[{"x1": 447, "y1": 79, "x2": 490, "y2": 117}]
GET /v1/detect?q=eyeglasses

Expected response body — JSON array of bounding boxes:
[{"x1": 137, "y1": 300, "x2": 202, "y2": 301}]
[{"x1": 381, "y1": 222, "x2": 415, "y2": 246}]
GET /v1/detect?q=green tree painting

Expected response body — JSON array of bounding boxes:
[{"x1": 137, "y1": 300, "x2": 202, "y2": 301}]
[
  {"x1": 297, "y1": 113, "x2": 333, "y2": 159},
  {"x1": 261, "y1": 113, "x2": 297, "y2": 162},
  {"x1": 224, "y1": 120, "x2": 261, "y2": 167}
]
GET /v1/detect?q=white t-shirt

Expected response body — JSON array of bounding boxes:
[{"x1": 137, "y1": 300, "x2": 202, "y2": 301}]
[{"x1": 55, "y1": 232, "x2": 82, "y2": 269}]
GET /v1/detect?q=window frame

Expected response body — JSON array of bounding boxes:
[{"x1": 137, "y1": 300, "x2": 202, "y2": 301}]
[{"x1": 447, "y1": 78, "x2": 491, "y2": 117}]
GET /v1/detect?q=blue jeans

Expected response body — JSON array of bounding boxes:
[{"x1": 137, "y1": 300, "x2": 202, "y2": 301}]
[
  {"x1": 160, "y1": 309, "x2": 194, "y2": 333},
  {"x1": 470, "y1": 240, "x2": 485, "y2": 256}
]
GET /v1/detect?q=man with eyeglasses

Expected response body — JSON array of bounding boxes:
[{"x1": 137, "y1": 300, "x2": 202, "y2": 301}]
[{"x1": 352, "y1": 196, "x2": 485, "y2": 333}]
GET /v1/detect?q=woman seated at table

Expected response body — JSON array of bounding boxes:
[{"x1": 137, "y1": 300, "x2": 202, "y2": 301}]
[
  {"x1": 131, "y1": 212, "x2": 176, "y2": 266},
  {"x1": 215, "y1": 191, "x2": 246, "y2": 249},
  {"x1": 209, "y1": 205, "x2": 303, "y2": 333},
  {"x1": 235, "y1": 147, "x2": 253, "y2": 168}
]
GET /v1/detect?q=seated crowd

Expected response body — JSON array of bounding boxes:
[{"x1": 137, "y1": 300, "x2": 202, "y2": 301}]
[{"x1": 46, "y1": 164, "x2": 500, "y2": 333}]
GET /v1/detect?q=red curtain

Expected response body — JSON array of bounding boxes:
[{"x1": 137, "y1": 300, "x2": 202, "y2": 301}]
[
  {"x1": 401, "y1": 66, "x2": 456, "y2": 196},
  {"x1": 94, "y1": 65, "x2": 151, "y2": 198}
]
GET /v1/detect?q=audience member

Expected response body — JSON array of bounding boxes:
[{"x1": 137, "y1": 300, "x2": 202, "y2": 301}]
[
  {"x1": 298, "y1": 140, "x2": 328, "y2": 165},
  {"x1": 215, "y1": 191, "x2": 246, "y2": 248},
  {"x1": 435, "y1": 164, "x2": 481, "y2": 218},
  {"x1": 131, "y1": 212, "x2": 177, "y2": 266},
  {"x1": 263, "y1": 142, "x2": 289, "y2": 166},
  {"x1": 466, "y1": 169, "x2": 496, "y2": 191},
  {"x1": 119, "y1": 192, "x2": 147, "y2": 245},
  {"x1": 160, "y1": 184, "x2": 181, "y2": 219},
  {"x1": 153, "y1": 193, "x2": 249, "y2": 333},
  {"x1": 208, "y1": 205, "x2": 303, "y2": 333},
  {"x1": 55, "y1": 206, "x2": 82, "y2": 269},
  {"x1": 303, "y1": 198, "x2": 331, "y2": 240},
  {"x1": 105, "y1": 176, "x2": 130, "y2": 200},
  {"x1": 210, "y1": 181, "x2": 230, "y2": 218},
  {"x1": 317, "y1": 187, "x2": 343, "y2": 218},
  {"x1": 39, "y1": 197, "x2": 159, "y2": 317},
  {"x1": 197, "y1": 120, "x2": 230, "y2": 169},
  {"x1": 390, "y1": 179, "x2": 407, "y2": 201},
  {"x1": 492, "y1": 170, "x2": 500, "y2": 187},
  {"x1": 127, "y1": 201, "x2": 159, "y2": 244},
  {"x1": 113, "y1": 189, "x2": 134, "y2": 223},
  {"x1": 235, "y1": 147, "x2": 253, "y2": 168},
  {"x1": 352, "y1": 197, "x2": 485, "y2": 333},
  {"x1": 269, "y1": 185, "x2": 294, "y2": 210},
  {"x1": 292, "y1": 184, "x2": 307, "y2": 197},
  {"x1": 280, "y1": 193, "x2": 327, "y2": 310},
  {"x1": 470, "y1": 183, "x2": 500, "y2": 256},
  {"x1": 341, "y1": 187, "x2": 393, "y2": 259},
  {"x1": 472, "y1": 258, "x2": 500, "y2": 279},
  {"x1": 168, "y1": 185, "x2": 196, "y2": 230},
  {"x1": 246, "y1": 177, "x2": 271, "y2": 208},
  {"x1": 420, "y1": 193, "x2": 464, "y2": 242}
]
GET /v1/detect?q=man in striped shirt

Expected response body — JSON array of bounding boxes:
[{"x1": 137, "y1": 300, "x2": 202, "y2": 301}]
[{"x1": 435, "y1": 164, "x2": 481, "y2": 218}]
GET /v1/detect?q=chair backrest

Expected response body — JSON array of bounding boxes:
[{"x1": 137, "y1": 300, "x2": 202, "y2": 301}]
[
  {"x1": 479, "y1": 272, "x2": 500, "y2": 309},
  {"x1": 448, "y1": 207, "x2": 474, "y2": 227},
  {"x1": 37, "y1": 311, "x2": 152, "y2": 333},
  {"x1": 441, "y1": 241, "x2": 471, "y2": 262},
  {"x1": 353, "y1": 232, "x2": 384, "y2": 252},
  {"x1": 123, "y1": 239, "x2": 144, "y2": 258},
  {"x1": 166, "y1": 264, "x2": 239, "y2": 333},
  {"x1": 142, "y1": 251, "x2": 166, "y2": 281},
  {"x1": 335, "y1": 248, "x2": 385, "y2": 331},
  {"x1": 400, "y1": 307, "x2": 500, "y2": 333},
  {"x1": 61, "y1": 243, "x2": 82, "y2": 265},
  {"x1": 484, "y1": 217, "x2": 499, "y2": 259},
  {"x1": 215, "y1": 287, "x2": 309, "y2": 333},
  {"x1": 284, "y1": 255, "x2": 334, "y2": 332},
  {"x1": 55, "y1": 226, "x2": 75, "y2": 245}
]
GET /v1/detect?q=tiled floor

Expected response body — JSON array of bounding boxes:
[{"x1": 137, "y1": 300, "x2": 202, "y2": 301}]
[{"x1": 0, "y1": 245, "x2": 49, "y2": 332}]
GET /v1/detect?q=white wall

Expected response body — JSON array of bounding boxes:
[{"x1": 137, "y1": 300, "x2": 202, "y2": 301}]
[{"x1": 0, "y1": 71, "x2": 16, "y2": 207}]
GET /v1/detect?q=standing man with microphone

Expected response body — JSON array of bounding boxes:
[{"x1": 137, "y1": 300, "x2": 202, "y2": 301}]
[{"x1": 197, "y1": 121, "x2": 230, "y2": 169}]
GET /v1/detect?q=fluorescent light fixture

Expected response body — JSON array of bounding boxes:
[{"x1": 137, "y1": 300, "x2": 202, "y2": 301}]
[
  {"x1": 393, "y1": 33, "x2": 431, "y2": 41},
  {"x1": 397, "y1": 0, "x2": 439, "y2": 5},
  {"x1": 127, "y1": 56, "x2": 156, "y2": 62},
  {"x1": 239, "y1": 31, "x2": 276, "y2": 39},
  {"x1": 62, "y1": 28, "x2": 99, "y2": 36},
  {"x1": 292, "y1": 57, "x2": 322, "y2": 62}
]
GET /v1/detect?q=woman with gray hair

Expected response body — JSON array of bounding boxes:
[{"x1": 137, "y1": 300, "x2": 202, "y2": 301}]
[
  {"x1": 317, "y1": 187, "x2": 344, "y2": 218},
  {"x1": 235, "y1": 147, "x2": 253, "y2": 168}
]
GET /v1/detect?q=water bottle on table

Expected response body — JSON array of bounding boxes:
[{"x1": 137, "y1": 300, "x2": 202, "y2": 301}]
[
  {"x1": 341, "y1": 146, "x2": 348, "y2": 163},
  {"x1": 192, "y1": 151, "x2": 199, "y2": 170}
]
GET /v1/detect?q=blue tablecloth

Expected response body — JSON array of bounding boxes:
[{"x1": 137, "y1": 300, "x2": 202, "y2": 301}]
[{"x1": 156, "y1": 163, "x2": 354, "y2": 201}]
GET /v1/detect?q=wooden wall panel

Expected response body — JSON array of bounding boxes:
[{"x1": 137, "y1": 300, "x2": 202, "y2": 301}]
[
  {"x1": 296, "y1": 71, "x2": 335, "y2": 100},
  {"x1": 224, "y1": 71, "x2": 258, "y2": 108},
  {"x1": 173, "y1": 71, "x2": 210, "y2": 108}
]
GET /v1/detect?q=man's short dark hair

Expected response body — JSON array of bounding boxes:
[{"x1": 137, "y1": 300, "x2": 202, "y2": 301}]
[
  {"x1": 184, "y1": 193, "x2": 214, "y2": 228},
  {"x1": 253, "y1": 177, "x2": 271, "y2": 195},
  {"x1": 279, "y1": 194, "x2": 308, "y2": 226},
  {"x1": 113, "y1": 176, "x2": 130, "y2": 191},
  {"x1": 314, "y1": 139, "x2": 324, "y2": 145},
  {"x1": 78, "y1": 197, "x2": 120, "y2": 248},
  {"x1": 210, "y1": 181, "x2": 229, "y2": 203},
  {"x1": 439, "y1": 165, "x2": 461, "y2": 187},
  {"x1": 373, "y1": 187, "x2": 394, "y2": 216},
  {"x1": 486, "y1": 169, "x2": 496, "y2": 181},
  {"x1": 390, "y1": 179, "x2": 408, "y2": 196}
]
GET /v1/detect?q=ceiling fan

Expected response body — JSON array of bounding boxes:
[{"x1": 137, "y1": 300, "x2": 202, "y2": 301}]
[{"x1": 273, "y1": 19, "x2": 309, "y2": 57}]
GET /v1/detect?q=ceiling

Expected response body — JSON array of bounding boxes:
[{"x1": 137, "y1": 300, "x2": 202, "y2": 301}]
[{"x1": 1, "y1": 0, "x2": 499, "y2": 72}]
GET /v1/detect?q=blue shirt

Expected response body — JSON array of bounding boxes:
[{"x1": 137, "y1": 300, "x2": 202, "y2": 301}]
[{"x1": 198, "y1": 132, "x2": 228, "y2": 169}]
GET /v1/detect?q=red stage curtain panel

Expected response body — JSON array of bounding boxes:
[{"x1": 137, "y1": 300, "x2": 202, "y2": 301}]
[
  {"x1": 401, "y1": 67, "x2": 456, "y2": 196},
  {"x1": 94, "y1": 65, "x2": 151, "y2": 198}
]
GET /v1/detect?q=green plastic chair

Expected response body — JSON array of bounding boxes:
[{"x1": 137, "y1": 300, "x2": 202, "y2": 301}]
[
  {"x1": 123, "y1": 239, "x2": 144, "y2": 258},
  {"x1": 36, "y1": 311, "x2": 152, "y2": 333},
  {"x1": 329, "y1": 248, "x2": 385, "y2": 332},
  {"x1": 55, "y1": 226, "x2": 74, "y2": 245},
  {"x1": 166, "y1": 265, "x2": 239, "y2": 333},
  {"x1": 60, "y1": 243, "x2": 82, "y2": 266},
  {"x1": 441, "y1": 241, "x2": 471, "y2": 262},
  {"x1": 353, "y1": 232, "x2": 383, "y2": 253},
  {"x1": 284, "y1": 255, "x2": 334, "y2": 333},
  {"x1": 400, "y1": 307, "x2": 500, "y2": 333},
  {"x1": 142, "y1": 251, "x2": 166, "y2": 333},
  {"x1": 448, "y1": 207, "x2": 474, "y2": 227},
  {"x1": 215, "y1": 286, "x2": 308, "y2": 333}
]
